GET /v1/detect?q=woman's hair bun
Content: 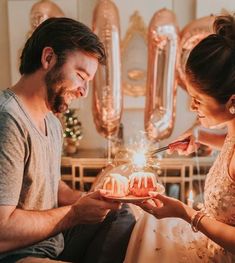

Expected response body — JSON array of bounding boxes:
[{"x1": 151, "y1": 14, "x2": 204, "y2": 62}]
[{"x1": 214, "y1": 14, "x2": 235, "y2": 48}]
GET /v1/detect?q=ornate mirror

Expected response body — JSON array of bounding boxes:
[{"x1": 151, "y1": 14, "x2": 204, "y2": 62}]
[{"x1": 121, "y1": 11, "x2": 147, "y2": 97}]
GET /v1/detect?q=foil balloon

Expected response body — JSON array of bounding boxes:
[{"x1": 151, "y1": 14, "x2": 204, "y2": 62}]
[
  {"x1": 145, "y1": 9, "x2": 179, "y2": 141},
  {"x1": 177, "y1": 15, "x2": 215, "y2": 89},
  {"x1": 92, "y1": 0, "x2": 122, "y2": 139}
]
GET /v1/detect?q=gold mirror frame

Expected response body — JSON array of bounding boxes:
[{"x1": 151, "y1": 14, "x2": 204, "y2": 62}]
[
  {"x1": 28, "y1": 0, "x2": 65, "y2": 37},
  {"x1": 121, "y1": 11, "x2": 147, "y2": 97}
]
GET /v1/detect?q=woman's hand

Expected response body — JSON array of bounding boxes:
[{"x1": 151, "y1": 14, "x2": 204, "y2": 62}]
[
  {"x1": 137, "y1": 193, "x2": 187, "y2": 220},
  {"x1": 167, "y1": 130, "x2": 200, "y2": 156}
]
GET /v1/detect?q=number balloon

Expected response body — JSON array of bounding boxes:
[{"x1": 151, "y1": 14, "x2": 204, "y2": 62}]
[
  {"x1": 145, "y1": 9, "x2": 179, "y2": 141},
  {"x1": 92, "y1": 0, "x2": 122, "y2": 139}
]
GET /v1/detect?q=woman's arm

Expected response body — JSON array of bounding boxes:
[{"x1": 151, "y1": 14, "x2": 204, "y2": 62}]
[
  {"x1": 169, "y1": 126, "x2": 226, "y2": 155},
  {"x1": 197, "y1": 128, "x2": 226, "y2": 150},
  {"x1": 138, "y1": 194, "x2": 235, "y2": 254},
  {"x1": 183, "y1": 204, "x2": 235, "y2": 254}
]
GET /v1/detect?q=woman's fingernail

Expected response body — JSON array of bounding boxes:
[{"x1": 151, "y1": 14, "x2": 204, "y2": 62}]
[{"x1": 99, "y1": 189, "x2": 107, "y2": 195}]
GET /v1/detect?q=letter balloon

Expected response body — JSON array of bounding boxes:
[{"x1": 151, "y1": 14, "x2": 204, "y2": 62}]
[
  {"x1": 145, "y1": 9, "x2": 179, "y2": 141},
  {"x1": 177, "y1": 15, "x2": 215, "y2": 89}
]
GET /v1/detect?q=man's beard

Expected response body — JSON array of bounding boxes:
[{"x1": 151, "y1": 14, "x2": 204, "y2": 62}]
[{"x1": 45, "y1": 64, "x2": 68, "y2": 113}]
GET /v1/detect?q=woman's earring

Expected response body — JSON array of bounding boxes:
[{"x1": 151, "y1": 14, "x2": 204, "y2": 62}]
[{"x1": 229, "y1": 105, "x2": 235, "y2": 114}]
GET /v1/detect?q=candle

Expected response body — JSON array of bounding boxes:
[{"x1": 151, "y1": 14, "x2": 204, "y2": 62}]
[{"x1": 187, "y1": 189, "x2": 194, "y2": 208}]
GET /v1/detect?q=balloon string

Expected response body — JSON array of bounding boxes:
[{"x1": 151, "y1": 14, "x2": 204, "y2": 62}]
[
  {"x1": 193, "y1": 127, "x2": 204, "y2": 203},
  {"x1": 107, "y1": 138, "x2": 112, "y2": 164}
]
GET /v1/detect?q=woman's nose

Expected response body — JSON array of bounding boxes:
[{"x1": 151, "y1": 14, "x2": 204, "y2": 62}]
[{"x1": 190, "y1": 98, "x2": 197, "y2": 112}]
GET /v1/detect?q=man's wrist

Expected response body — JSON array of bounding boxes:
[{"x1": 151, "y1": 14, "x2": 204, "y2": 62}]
[{"x1": 73, "y1": 190, "x2": 85, "y2": 200}]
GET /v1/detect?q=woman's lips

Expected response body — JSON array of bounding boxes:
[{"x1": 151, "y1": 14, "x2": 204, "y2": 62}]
[{"x1": 198, "y1": 114, "x2": 205, "y2": 118}]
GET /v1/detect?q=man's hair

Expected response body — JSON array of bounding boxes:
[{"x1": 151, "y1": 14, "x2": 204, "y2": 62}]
[{"x1": 20, "y1": 17, "x2": 106, "y2": 75}]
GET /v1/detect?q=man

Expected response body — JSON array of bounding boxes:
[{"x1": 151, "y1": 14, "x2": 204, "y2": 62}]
[{"x1": 0, "y1": 17, "x2": 135, "y2": 263}]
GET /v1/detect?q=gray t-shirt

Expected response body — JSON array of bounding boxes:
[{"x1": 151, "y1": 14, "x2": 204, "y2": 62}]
[{"x1": 0, "y1": 89, "x2": 64, "y2": 259}]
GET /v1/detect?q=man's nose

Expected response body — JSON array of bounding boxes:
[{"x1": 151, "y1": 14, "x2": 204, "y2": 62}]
[{"x1": 83, "y1": 82, "x2": 89, "y2": 98}]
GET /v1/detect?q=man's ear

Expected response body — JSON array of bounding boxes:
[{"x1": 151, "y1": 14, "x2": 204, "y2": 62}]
[{"x1": 41, "y1": 47, "x2": 56, "y2": 70}]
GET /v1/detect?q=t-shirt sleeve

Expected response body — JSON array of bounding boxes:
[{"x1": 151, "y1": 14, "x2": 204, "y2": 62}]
[{"x1": 0, "y1": 112, "x2": 28, "y2": 206}]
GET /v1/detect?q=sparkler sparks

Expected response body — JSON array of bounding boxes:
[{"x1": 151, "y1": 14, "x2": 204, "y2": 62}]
[{"x1": 132, "y1": 150, "x2": 147, "y2": 168}]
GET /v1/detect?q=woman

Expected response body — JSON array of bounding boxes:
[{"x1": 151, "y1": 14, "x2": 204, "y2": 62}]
[{"x1": 124, "y1": 14, "x2": 235, "y2": 263}]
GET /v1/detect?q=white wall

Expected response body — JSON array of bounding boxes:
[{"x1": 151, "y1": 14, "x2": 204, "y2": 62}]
[{"x1": 0, "y1": 0, "x2": 198, "y2": 151}]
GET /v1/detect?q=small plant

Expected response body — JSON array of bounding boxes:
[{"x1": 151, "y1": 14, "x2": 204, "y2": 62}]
[{"x1": 61, "y1": 109, "x2": 83, "y2": 154}]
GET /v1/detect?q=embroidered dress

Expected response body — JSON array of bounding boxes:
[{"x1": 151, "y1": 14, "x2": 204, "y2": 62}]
[{"x1": 124, "y1": 136, "x2": 235, "y2": 263}]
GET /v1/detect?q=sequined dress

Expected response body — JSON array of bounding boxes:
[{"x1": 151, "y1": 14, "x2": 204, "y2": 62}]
[{"x1": 124, "y1": 136, "x2": 235, "y2": 263}]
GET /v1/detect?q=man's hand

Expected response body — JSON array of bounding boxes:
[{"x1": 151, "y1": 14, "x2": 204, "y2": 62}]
[{"x1": 72, "y1": 190, "x2": 121, "y2": 224}]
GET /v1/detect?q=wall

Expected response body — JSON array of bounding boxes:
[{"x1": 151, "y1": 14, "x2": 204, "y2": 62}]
[
  {"x1": 0, "y1": 0, "x2": 10, "y2": 88},
  {"x1": 0, "y1": 0, "x2": 197, "y2": 152}
]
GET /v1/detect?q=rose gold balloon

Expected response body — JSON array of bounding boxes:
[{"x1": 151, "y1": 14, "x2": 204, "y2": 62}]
[
  {"x1": 92, "y1": 0, "x2": 122, "y2": 139},
  {"x1": 177, "y1": 15, "x2": 215, "y2": 89},
  {"x1": 145, "y1": 9, "x2": 179, "y2": 141}
]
